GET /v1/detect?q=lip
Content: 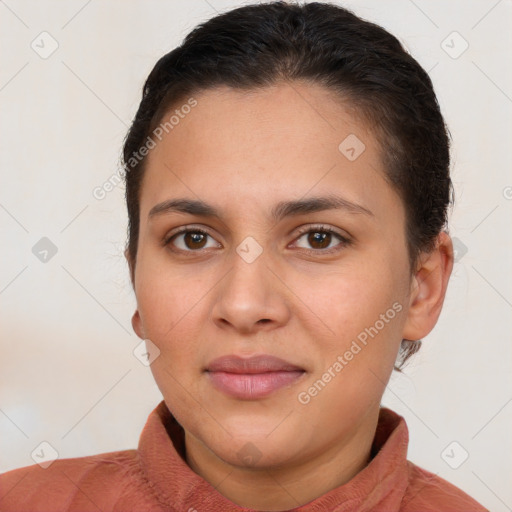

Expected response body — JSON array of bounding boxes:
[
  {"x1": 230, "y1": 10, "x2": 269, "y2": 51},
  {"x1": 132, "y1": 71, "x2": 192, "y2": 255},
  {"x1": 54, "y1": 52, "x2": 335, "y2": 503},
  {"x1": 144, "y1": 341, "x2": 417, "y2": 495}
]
[{"x1": 205, "y1": 355, "x2": 306, "y2": 400}]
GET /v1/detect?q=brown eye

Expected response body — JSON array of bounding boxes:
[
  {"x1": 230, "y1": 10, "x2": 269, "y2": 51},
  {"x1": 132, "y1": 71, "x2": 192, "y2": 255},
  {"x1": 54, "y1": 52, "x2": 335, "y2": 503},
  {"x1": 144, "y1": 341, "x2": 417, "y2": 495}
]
[
  {"x1": 166, "y1": 229, "x2": 221, "y2": 252},
  {"x1": 307, "y1": 231, "x2": 331, "y2": 249},
  {"x1": 293, "y1": 226, "x2": 350, "y2": 253},
  {"x1": 183, "y1": 231, "x2": 207, "y2": 249}
]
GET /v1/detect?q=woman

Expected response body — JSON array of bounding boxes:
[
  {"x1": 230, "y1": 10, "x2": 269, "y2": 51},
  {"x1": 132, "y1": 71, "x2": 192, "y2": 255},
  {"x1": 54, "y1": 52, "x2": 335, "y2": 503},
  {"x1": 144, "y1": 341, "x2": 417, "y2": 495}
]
[{"x1": 0, "y1": 2, "x2": 488, "y2": 510}]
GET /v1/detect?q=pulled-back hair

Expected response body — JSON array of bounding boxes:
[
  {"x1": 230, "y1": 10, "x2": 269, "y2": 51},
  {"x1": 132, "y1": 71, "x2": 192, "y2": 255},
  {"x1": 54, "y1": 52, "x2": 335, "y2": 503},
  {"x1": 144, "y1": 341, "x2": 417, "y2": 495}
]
[{"x1": 122, "y1": 1, "x2": 453, "y2": 368}]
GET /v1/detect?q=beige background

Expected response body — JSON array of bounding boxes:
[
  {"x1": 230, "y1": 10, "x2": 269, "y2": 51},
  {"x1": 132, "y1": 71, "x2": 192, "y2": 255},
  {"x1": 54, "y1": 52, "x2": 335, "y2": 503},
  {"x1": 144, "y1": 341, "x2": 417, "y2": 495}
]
[{"x1": 1, "y1": 1, "x2": 511, "y2": 510}]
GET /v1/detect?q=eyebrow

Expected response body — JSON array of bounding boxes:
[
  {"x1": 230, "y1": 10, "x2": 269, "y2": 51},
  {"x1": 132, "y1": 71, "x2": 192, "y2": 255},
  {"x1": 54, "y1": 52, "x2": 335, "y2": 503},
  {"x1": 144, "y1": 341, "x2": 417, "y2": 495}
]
[{"x1": 148, "y1": 195, "x2": 374, "y2": 222}]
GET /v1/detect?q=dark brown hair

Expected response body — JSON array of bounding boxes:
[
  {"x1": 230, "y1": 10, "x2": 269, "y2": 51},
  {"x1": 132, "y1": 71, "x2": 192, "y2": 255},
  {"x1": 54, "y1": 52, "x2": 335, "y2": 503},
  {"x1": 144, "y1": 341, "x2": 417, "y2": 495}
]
[{"x1": 122, "y1": 1, "x2": 453, "y2": 368}]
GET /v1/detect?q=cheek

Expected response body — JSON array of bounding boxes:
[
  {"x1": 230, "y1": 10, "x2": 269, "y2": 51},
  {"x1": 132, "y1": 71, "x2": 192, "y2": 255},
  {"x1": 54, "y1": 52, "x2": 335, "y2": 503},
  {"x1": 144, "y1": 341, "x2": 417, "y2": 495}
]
[
  {"x1": 134, "y1": 263, "x2": 210, "y2": 387},
  {"x1": 134, "y1": 246, "x2": 209, "y2": 336},
  {"x1": 292, "y1": 269, "x2": 406, "y2": 417},
  {"x1": 135, "y1": 242, "x2": 407, "y2": 359},
  {"x1": 294, "y1": 261, "x2": 405, "y2": 345},
  {"x1": 134, "y1": 266, "x2": 207, "y2": 415}
]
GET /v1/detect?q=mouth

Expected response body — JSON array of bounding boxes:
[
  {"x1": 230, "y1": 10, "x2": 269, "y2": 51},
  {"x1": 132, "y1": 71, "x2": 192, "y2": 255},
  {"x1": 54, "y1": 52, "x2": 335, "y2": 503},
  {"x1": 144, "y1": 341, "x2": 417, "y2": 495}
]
[{"x1": 205, "y1": 354, "x2": 306, "y2": 400}]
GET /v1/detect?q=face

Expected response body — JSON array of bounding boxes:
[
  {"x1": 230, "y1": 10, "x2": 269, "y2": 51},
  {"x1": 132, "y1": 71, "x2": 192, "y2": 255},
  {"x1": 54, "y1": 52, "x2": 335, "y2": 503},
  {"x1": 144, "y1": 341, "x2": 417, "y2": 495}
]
[{"x1": 131, "y1": 81, "x2": 418, "y2": 473}]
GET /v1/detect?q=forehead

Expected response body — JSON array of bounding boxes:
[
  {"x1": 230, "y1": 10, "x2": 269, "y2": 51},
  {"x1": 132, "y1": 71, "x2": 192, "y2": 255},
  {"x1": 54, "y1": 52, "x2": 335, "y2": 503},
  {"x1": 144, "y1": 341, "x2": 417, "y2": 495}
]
[{"x1": 139, "y1": 82, "x2": 403, "y2": 224}]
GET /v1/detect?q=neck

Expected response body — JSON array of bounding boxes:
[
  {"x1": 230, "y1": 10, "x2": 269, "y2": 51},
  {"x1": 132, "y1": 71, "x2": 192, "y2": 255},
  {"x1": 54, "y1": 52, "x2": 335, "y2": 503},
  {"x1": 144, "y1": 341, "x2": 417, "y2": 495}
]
[{"x1": 184, "y1": 408, "x2": 380, "y2": 510}]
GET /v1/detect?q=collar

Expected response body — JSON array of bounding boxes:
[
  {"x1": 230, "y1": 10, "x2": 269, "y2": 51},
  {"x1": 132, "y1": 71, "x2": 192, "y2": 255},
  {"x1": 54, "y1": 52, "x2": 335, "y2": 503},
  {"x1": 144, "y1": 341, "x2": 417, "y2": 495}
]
[{"x1": 137, "y1": 401, "x2": 410, "y2": 511}]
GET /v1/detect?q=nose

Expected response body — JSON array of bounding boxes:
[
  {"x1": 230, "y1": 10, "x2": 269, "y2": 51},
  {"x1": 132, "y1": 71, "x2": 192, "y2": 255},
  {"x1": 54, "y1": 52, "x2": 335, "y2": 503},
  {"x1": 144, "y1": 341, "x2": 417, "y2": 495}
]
[{"x1": 211, "y1": 249, "x2": 291, "y2": 335}]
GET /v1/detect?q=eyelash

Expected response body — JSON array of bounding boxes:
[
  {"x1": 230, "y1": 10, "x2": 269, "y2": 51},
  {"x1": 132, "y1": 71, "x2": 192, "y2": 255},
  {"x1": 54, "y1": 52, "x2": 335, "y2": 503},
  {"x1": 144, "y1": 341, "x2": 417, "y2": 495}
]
[{"x1": 164, "y1": 224, "x2": 352, "y2": 255}]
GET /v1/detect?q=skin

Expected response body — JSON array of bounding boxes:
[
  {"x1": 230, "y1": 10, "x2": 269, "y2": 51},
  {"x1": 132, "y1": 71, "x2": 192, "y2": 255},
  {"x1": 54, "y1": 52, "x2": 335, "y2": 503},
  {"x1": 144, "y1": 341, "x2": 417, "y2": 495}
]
[{"x1": 128, "y1": 81, "x2": 453, "y2": 510}]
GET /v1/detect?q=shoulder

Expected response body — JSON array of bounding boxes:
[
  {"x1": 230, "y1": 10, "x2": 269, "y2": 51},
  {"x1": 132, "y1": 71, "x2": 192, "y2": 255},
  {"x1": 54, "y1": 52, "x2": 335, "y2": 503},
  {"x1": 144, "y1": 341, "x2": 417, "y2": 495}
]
[
  {"x1": 0, "y1": 449, "x2": 143, "y2": 511},
  {"x1": 400, "y1": 461, "x2": 489, "y2": 512}
]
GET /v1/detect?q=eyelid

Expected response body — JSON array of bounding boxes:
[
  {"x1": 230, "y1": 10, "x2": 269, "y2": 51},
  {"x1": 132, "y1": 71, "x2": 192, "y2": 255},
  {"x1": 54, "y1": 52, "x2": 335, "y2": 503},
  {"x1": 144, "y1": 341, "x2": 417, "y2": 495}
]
[{"x1": 292, "y1": 223, "x2": 350, "y2": 240}]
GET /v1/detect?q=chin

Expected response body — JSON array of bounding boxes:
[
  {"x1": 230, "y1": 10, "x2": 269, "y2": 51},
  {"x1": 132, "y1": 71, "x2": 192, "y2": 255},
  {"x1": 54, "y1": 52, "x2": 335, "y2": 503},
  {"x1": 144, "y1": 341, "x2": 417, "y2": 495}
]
[{"x1": 213, "y1": 436, "x2": 300, "y2": 470}]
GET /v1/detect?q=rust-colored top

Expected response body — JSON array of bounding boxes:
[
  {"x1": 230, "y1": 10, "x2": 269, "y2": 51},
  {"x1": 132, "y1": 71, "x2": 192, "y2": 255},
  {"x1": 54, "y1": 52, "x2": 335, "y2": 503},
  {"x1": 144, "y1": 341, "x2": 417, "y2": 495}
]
[{"x1": 0, "y1": 401, "x2": 487, "y2": 511}]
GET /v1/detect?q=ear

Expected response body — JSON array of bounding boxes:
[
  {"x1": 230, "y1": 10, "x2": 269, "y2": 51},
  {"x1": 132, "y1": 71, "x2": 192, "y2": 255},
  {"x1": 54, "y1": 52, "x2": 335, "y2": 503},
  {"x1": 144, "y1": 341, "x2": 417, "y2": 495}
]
[
  {"x1": 124, "y1": 247, "x2": 135, "y2": 288},
  {"x1": 131, "y1": 309, "x2": 145, "y2": 339},
  {"x1": 124, "y1": 247, "x2": 143, "y2": 338},
  {"x1": 402, "y1": 231, "x2": 454, "y2": 341}
]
